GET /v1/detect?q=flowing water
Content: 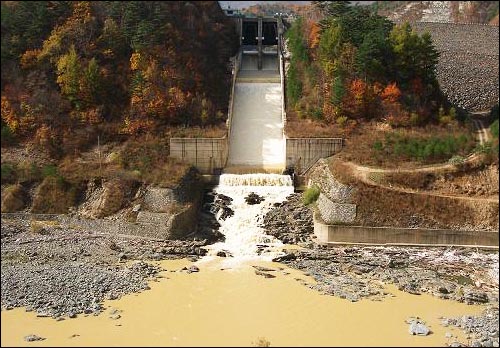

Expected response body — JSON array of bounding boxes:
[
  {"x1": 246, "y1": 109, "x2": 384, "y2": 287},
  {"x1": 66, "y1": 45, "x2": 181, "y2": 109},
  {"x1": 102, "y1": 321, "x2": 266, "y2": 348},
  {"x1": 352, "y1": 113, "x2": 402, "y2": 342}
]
[
  {"x1": 227, "y1": 82, "x2": 285, "y2": 171},
  {"x1": 0, "y1": 173, "x2": 485, "y2": 346},
  {"x1": 204, "y1": 173, "x2": 294, "y2": 263}
]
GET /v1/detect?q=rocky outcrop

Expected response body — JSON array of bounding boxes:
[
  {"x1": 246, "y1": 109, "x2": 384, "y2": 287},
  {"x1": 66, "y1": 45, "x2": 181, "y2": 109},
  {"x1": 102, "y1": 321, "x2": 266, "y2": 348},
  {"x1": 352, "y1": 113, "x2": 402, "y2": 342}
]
[
  {"x1": 31, "y1": 177, "x2": 80, "y2": 214},
  {"x1": 79, "y1": 179, "x2": 136, "y2": 218},
  {"x1": 196, "y1": 192, "x2": 231, "y2": 244},
  {"x1": 244, "y1": 192, "x2": 265, "y2": 205},
  {"x1": 72, "y1": 167, "x2": 205, "y2": 239},
  {"x1": 262, "y1": 193, "x2": 314, "y2": 244}
]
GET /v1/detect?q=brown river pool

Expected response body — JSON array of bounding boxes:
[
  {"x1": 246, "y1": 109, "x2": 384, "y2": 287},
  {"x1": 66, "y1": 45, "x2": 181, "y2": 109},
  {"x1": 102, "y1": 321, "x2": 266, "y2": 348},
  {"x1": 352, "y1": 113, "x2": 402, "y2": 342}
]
[{"x1": 1, "y1": 257, "x2": 482, "y2": 347}]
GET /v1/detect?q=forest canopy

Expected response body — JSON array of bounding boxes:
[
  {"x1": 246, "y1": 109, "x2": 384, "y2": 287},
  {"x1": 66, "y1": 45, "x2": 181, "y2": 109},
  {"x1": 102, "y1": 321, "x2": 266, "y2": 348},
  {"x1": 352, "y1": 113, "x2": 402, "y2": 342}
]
[
  {"x1": 285, "y1": 1, "x2": 449, "y2": 128},
  {"x1": 1, "y1": 1, "x2": 238, "y2": 154}
]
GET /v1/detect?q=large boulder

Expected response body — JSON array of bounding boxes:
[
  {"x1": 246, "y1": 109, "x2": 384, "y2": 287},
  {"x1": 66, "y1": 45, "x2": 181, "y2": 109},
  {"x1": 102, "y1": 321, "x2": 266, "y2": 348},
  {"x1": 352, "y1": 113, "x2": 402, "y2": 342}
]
[{"x1": 80, "y1": 179, "x2": 134, "y2": 218}]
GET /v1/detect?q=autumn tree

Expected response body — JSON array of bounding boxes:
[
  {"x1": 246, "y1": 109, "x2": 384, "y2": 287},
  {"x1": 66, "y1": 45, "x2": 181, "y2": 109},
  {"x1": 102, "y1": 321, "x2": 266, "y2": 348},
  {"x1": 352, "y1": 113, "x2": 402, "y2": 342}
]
[
  {"x1": 56, "y1": 45, "x2": 82, "y2": 109},
  {"x1": 286, "y1": 1, "x2": 442, "y2": 126}
]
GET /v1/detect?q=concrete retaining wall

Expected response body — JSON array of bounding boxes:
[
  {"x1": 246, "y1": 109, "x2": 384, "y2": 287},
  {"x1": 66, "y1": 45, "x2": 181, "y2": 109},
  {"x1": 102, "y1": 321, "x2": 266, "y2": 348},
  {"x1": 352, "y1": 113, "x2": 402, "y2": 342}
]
[
  {"x1": 169, "y1": 138, "x2": 228, "y2": 174},
  {"x1": 286, "y1": 138, "x2": 343, "y2": 174},
  {"x1": 314, "y1": 218, "x2": 499, "y2": 247}
]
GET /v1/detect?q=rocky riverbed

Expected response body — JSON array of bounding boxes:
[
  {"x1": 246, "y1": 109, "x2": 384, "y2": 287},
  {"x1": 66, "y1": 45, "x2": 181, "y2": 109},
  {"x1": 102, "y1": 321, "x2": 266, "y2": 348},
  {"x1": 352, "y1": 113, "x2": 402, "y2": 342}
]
[
  {"x1": 263, "y1": 194, "x2": 499, "y2": 347},
  {"x1": 2, "y1": 191, "x2": 499, "y2": 347},
  {"x1": 1, "y1": 217, "x2": 208, "y2": 319},
  {"x1": 261, "y1": 193, "x2": 314, "y2": 244},
  {"x1": 273, "y1": 245, "x2": 499, "y2": 347}
]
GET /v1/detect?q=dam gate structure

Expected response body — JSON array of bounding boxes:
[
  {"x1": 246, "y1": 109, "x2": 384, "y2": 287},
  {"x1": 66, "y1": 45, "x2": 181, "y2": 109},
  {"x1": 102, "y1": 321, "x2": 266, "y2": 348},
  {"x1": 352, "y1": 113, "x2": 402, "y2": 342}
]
[{"x1": 169, "y1": 14, "x2": 343, "y2": 175}]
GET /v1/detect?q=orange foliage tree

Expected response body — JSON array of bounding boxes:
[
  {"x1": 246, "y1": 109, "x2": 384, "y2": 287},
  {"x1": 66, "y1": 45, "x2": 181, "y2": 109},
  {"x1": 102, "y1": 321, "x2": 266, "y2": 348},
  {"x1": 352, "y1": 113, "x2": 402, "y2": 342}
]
[{"x1": 380, "y1": 82, "x2": 401, "y2": 103}]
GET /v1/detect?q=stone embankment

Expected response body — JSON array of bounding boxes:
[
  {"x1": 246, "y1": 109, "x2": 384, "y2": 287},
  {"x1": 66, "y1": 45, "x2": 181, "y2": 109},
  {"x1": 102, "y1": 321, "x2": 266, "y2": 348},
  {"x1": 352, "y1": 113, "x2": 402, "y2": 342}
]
[
  {"x1": 2, "y1": 167, "x2": 206, "y2": 240},
  {"x1": 411, "y1": 22, "x2": 499, "y2": 112}
]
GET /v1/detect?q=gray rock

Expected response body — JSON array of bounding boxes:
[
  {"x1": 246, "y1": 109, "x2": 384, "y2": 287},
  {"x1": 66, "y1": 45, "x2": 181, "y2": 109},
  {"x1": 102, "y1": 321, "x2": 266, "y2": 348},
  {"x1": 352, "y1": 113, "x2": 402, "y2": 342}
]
[
  {"x1": 187, "y1": 265, "x2": 199, "y2": 273},
  {"x1": 244, "y1": 192, "x2": 265, "y2": 205},
  {"x1": 465, "y1": 291, "x2": 489, "y2": 304},
  {"x1": 272, "y1": 253, "x2": 296, "y2": 262},
  {"x1": 252, "y1": 266, "x2": 276, "y2": 272},
  {"x1": 409, "y1": 320, "x2": 431, "y2": 336},
  {"x1": 24, "y1": 335, "x2": 45, "y2": 342},
  {"x1": 482, "y1": 340, "x2": 494, "y2": 347},
  {"x1": 216, "y1": 250, "x2": 232, "y2": 257},
  {"x1": 255, "y1": 270, "x2": 276, "y2": 278}
]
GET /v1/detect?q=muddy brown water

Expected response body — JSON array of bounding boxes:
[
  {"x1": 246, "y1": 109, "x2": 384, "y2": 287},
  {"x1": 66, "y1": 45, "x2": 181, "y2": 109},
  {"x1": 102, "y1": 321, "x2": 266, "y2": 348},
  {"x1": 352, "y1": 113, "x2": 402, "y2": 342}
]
[{"x1": 1, "y1": 258, "x2": 482, "y2": 347}]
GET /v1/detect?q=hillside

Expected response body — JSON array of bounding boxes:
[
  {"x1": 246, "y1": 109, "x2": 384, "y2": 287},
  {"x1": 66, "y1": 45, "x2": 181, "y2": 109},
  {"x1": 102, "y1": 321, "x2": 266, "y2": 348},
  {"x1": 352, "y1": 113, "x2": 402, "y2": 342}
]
[
  {"x1": 1, "y1": 1, "x2": 238, "y2": 156},
  {"x1": 283, "y1": 1, "x2": 499, "y2": 172},
  {"x1": 284, "y1": 1, "x2": 446, "y2": 133},
  {"x1": 373, "y1": 1, "x2": 499, "y2": 24},
  {"x1": 1, "y1": 1, "x2": 238, "y2": 215},
  {"x1": 411, "y1": 22, "x2": 499, "y2": 112}
]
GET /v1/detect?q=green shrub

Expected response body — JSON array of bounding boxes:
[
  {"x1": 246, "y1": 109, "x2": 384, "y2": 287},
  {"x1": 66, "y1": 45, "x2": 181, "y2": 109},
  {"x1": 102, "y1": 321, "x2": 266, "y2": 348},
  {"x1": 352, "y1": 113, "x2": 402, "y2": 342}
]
[
  {"x1": 287, "y1": 64, "x2": 302, "y2": 107},
  {"x1": 491, "y1": 119, "x2": 499, "y2": 139},
  {"x1": 1, "y1": 163, "x2": 16, "y2": 184},
  {"x1": 409, "y1": 112, "x2": 420, "y2": 126},
  {"x1": 1, "y1": 126, "x2": 15, "y2": 145},
  {"x1": 373, "y1": 132, "x2": 474, "y2": 162},
  {"x1": 42, "y1": 164, "x2": 59, "y2": 178},
  {"x1": 311, "y1": 108, "x2": 324, "y2": 121},
  {"x1": 490, "y1": 104, "x2": 499, "y2": 121},
  {"x1": 303, "y1": 185, "x2": 320, "y2": 205},
  {"x1": 336, "y1": 116, "x2": 348, "y2": 127},
  {"x1": 448, "y1": 155, "x2": 465, "y2": 166},
  {"x1": 474, "y1": 141, "x2": 493, "y2": 155},
  {"x1": 373, "y1": 140, "x2": 383, "y2": 152}
]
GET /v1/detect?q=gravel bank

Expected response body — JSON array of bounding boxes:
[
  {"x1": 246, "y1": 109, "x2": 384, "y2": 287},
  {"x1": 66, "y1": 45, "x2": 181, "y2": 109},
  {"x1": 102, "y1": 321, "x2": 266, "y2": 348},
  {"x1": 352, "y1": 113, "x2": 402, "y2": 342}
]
[{"x1": 1, "y1": 217, "x2": 208, "y2": 319}]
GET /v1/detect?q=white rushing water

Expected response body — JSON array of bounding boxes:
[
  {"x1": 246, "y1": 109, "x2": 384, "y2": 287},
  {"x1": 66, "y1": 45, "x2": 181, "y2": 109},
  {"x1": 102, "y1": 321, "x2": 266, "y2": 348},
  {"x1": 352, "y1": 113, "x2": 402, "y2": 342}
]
[
  {"x1": 205, "y1": 173, "x2": 294, "y2": 263},
  {"x1": 227, "y1": 82, "x2": 285, "y2": 170}
]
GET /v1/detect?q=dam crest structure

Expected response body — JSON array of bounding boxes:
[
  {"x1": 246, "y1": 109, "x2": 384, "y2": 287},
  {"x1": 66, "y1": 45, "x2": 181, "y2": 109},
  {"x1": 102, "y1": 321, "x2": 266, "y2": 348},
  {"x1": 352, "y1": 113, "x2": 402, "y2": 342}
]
[{"x1": 169, "y1": 14, "x2": 343, "y2": 180}]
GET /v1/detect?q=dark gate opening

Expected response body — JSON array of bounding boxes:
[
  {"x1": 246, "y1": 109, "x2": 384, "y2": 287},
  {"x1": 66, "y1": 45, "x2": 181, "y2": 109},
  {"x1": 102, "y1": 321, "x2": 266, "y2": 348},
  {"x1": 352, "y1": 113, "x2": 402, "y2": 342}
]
[
  {"x1": 242, "y1": 22, "x2": 258, "y2": 45},
  {"x1": 262, "y1": 22, "x2": 277, "y2": 46}
]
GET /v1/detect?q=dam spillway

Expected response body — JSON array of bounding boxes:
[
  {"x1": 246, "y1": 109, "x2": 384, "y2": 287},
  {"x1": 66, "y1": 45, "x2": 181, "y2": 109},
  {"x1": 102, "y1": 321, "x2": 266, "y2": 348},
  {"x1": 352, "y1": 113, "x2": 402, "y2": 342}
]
[{"x1": 226, "y1": 52, "x2": 285, "y2": 173}]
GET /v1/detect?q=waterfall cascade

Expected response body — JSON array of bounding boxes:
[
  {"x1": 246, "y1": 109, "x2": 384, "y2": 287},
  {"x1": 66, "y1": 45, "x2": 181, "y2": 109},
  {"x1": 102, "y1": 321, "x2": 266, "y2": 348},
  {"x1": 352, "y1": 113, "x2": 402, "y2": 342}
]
[
  {"x1": 205, "y1": 173, "x2": 294, "y2": 261},
  {"x1": 218, "y1": 173, "x2": 292, "y2": 187}
]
